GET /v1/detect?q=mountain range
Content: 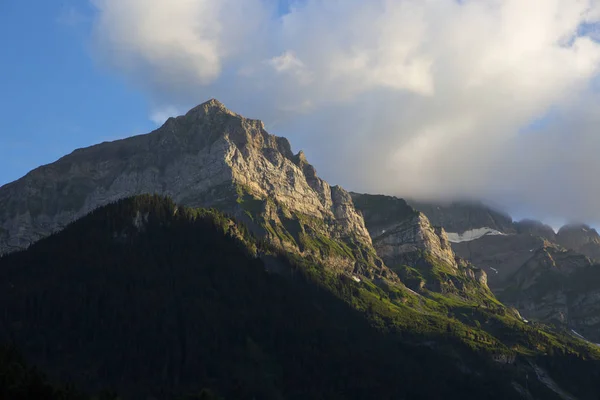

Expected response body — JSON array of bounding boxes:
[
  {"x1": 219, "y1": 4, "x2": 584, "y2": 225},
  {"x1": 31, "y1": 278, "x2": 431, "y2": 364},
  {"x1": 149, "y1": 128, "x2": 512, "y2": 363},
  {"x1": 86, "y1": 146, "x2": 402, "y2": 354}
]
[
  {"x1": 1, "y1": 99, "x2": 600, "y2": 399},
  {"x1": 404, "y1": 200, "x2": 600, "y2": 342}
]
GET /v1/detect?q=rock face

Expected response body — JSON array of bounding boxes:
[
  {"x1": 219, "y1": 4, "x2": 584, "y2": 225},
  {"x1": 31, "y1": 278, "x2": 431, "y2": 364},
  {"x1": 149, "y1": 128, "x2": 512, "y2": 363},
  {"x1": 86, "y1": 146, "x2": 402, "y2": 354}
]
[
  {"x1": 499, "y1": 245, "x2": 600, "y2": 341},
  {"x1": 556, "y1": 224, "x2": 600, "y2": 261},
  {"x1": 410, "y1": 200, "x2": 600, "y2": 262},
  {"x1": 373, "y1": 213, "x2": 458, "y2": 270},
  {"x1": 407, "y1": 200, "x2": 515, "y2": 234},
  {"x1": 452, "y1": 234, "x2": 550, "y2": 289},
  {"x1": 352, "y1": 193, "x2": 490, "y2": 297},
  {"x1": 352, "y1": 194, "x2": 455, "y2": 268},
  {"x1": 514, "y1": 219, "x2": 556, "y2": 242},
  {"x1": 364, "y1": 195, "x2": 600, "y2": 340},
  {"x1": 0, "y1": 100, "x2": 373, "y2": 271}
]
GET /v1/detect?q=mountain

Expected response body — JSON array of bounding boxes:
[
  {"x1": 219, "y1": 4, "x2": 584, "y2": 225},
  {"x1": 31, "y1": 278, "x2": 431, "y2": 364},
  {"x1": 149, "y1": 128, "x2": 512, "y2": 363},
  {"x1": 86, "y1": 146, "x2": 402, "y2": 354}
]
[
  {"x1": 556, "y1": 224, "x2": 600, "y2": 260},
  {"x1": 3, "y1": 195, "x2": 600, "y2": 399},
  {"x1": 515, "y1": 219, "x2": 557, "y2": 242},
  {"x1": 0, "y1": 100, "x2": 364, "y2": 252},
  {"x1": 451, "y1": 233, "x2": 550, "y2": 289},
  {"x1": 3, "y1": 195, "x2": 411, "y2": 400},
  {"x1": 409, "y1": 200, "x2": 600, "y2": 261},
  {"x1": 391, "y1": 198, "x2": 600, "y2": 343},
  {"x1": 3, "y1": 100, "x2": 600, "y2": 398},
  {"x1": 0, "y1": 99, "x2": 392, "y2": 282},
  {"x1": 351, "y1": 193, "x2": 491, "y2": 301},
  {"x1": 499, "y1": 245, "x2": 600, "y2": 342},
  {"x1": 407, "y1": 199, "x2": 515, "y2": 236}
]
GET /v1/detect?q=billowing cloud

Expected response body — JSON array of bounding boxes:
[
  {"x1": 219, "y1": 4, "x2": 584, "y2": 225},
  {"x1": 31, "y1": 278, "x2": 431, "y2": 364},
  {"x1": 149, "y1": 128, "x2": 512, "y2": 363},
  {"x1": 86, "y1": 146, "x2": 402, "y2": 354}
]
[{"x1": 91, "y1": 0, "x2": 600, "y2": 224}]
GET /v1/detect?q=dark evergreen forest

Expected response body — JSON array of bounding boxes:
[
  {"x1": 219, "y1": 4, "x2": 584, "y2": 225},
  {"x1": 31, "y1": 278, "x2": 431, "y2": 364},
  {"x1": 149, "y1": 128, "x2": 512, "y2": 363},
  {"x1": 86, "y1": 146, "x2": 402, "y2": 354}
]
[{"x1": 1, "y1": 195, "x2": 599, "y2": 399}]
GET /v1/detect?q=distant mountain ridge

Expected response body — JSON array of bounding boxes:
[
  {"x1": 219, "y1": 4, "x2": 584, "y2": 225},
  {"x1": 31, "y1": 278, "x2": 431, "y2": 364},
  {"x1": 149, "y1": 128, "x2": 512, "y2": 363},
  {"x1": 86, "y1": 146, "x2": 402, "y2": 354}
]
[
  {"x1": 408, "y1": 200, "x2": 600, "y2": 257},
  {"x1": 406, "y1": 199, "x2": 515, "y2": 235},
  {"x1": 401, "y1": 198, "x2": 600, "y2": 342}
]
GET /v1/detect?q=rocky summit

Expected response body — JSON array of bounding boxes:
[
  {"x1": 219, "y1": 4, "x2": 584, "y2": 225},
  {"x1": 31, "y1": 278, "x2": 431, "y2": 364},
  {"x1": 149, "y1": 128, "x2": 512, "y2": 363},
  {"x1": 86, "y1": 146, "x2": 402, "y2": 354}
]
[
  {"x1": 0, "y1": 100, "x2": 372, "y2": 264},
  {"x1": 556, "y1": 224, "x2": 600, "y2": 260}
]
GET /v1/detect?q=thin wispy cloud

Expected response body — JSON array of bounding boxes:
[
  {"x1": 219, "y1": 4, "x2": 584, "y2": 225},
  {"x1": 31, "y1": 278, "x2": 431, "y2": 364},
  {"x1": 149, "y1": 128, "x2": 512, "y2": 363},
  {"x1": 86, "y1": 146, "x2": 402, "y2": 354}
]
[
  {"x1": 149, "y1": 106, "x2": 182, "y2": 126},
  {"x1": 91, "y1": 0, "x2": 600, "y2": 224}
]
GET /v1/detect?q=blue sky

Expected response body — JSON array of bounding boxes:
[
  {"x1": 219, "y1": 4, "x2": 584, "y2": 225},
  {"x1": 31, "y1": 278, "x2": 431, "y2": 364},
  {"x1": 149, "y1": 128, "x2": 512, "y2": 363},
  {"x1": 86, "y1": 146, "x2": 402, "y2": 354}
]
[
  {"x1": 0, "y1": 0, "x2": 297, "y2": 188},
  {"x1": 0, "y1": 2, "x2": 156, "y2": 186},
  {"x1": 2, "y1": 0, "x2": 600, "y2": 225}
]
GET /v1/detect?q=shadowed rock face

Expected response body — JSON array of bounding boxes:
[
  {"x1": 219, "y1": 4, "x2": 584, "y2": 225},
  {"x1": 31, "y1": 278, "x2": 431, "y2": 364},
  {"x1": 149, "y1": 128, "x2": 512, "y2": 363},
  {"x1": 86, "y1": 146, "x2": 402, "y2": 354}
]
[
  {"x1": 556, "y1": 224, "x2": 600, "y2": 261},
  {"x1": 514, "y1": 219, "x2": 556, "y2": 242},
  {"x1": 0, "y1": 99, "x2": 370, "y2": 255},
  {"x1": 497, "y1": 245, "x2": 600, "y2": 341},
  {"x1": 407, "y1": 200, "x2": 515, "y2": 235},
  {"x1": 352, "y1": 193, "x2": 455, "y2": 268},
  {"x1": 451, "y1": 234, "x2": 549, "y2": 289},
  {"x1": 352, "y1": 193, "x2": 490, "y2": 296}
]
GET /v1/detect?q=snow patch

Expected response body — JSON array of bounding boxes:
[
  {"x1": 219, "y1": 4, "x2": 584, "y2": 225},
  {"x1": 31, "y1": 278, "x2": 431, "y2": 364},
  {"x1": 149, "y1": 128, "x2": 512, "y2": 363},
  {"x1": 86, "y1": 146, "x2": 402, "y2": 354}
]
[
  {"x1": 571, "y1": 329, "x2": 585, "y2": 339},
  {"x1": 446, "y1": 227, "x2": 505, "y2": 243},
  {"x1": 570, "y1": 330, "x2": 600, "y2": 347}
]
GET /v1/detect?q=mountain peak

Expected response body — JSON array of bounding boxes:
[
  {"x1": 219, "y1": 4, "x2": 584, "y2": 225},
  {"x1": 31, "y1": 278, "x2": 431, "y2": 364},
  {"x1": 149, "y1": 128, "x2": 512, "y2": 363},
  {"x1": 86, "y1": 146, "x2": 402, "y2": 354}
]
[
  {"x1": 555, "y1": 223, "x2": 600, "y2": 260},
  {"x1": 558, "y1": 223, "x2": 597, "y2": 234},
  {"x1": 201, "y1": 98, "x2": 227, "y2": 109},
  {"x1": 0, "y1": 100, "x2": 373, "y2": 259},
  {"x1": 185, "y1": 98, "x2": 237, "y2": 119}
]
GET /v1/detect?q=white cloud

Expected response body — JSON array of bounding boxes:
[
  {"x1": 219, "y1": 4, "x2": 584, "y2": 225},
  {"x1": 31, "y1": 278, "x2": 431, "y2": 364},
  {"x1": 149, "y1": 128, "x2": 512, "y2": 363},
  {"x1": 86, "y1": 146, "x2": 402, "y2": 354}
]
[
  {"x1": 268, "y1": 51, "x2": 304, "y2": 73},
  {"x1": 91, "y1": 0, "x2": 600, "y2": 224},
  {"x1": 149, "y1": 106, "x2": 181, "y2": 126},
  {"x1": 267, "y1": 51, "x2": 313, "y2": 85}
]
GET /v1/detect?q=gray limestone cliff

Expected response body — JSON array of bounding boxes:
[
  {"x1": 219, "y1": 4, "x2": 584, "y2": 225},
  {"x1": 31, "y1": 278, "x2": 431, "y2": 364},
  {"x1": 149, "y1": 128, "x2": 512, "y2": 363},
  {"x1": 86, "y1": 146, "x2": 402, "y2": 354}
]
[
  {"x1": 372, "y1": 213, "x2": 458, "y2": 271},
  {"x1": 352, "y1": 193, "x2": 490, "y2": 297},
  {"x1": 0, "y1": 100, "x2": 384, "y2": 279}
]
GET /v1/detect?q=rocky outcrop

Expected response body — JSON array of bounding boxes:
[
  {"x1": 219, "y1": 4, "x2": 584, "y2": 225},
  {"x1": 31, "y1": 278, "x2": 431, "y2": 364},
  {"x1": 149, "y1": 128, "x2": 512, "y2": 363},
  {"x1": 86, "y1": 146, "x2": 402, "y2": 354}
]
[
  {"x1": 352, "y1": 193, "x2": 492, "y2": 298},
  {"x1": 407, "y1": 200, "x2": 515, "y2": 234},
  {"x1": 352, "y1": 194, "x2": 455, "y2": 268},
  {"x1": 0, "y1": 99, "x2": 381, "y2": 279},
  {"x1": 556, "y1": 224, "x2": 600, "y2": 261},
  {"x1": 451, "y1": 234, "x2": 550, "y2": 289},
  {"x1": 498, "y1": 245, "x2": 600, "y2": 340},
  {"x1": 373, "y1": 213, "x2": 457, "y2": 270},
  {"x1": 514, "y1": 219, "x2": 556, "y2": 241}
]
